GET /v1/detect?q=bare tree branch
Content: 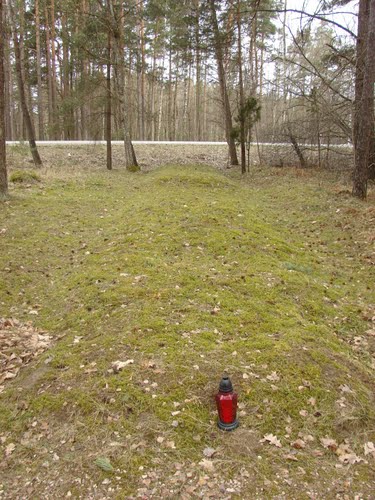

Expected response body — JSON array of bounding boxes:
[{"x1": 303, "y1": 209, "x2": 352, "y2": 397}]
[{"x1": 242, "y1": 8, "x2": 357, "y2": 38}]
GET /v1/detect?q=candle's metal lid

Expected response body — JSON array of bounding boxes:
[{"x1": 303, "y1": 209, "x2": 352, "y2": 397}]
[{"x1": 219, "y1": 375, "x2": 233, "y2": 393}]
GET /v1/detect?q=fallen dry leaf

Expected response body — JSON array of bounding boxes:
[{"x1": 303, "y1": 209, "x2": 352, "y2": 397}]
[
  {"x1": 311, "y1": 449, "x2": 324, "y2": 457},
  {"x1": 203, "y1": 447, "x2": 216, "y2": 458},
  {"x1": 111, "y1": 359, "x2": 134, "y2": 373},
  {"x1": 339, "y1": 384, "x2": 353, "y2": 394},
  {"x1": 266, "y1": 372, "x2": 280, "y2": 382},
  {"x1": 291, "y1": 439, "x2": 306, "y2": 449},
  {"x1": 284, "y1": 454, "x2": 298, "y2": 462},
  {"x1": 336, "y1": 443, "x2": 362, "y2": 465},
  {"x1": 364, "y1": 442, "x2": 375, "y2": 458},
  {"x1": 261, "y1": 434, "x2": 282, "y2": 448},
  {"x1": 337, "y1": 451, "x2": 362, "y2": 464},
  {"x1": 199, "y1": 459, "x2": 215, "y2": 472},
  {"x1": 5, "y1": 443, "x2": 16, "y2": 457},
  {"x1": 320, "y1": 437, "x2": 338, "y2": 451}
]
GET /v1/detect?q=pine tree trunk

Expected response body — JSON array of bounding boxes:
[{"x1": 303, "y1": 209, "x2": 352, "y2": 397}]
[
  {"x1": 237, "y1": 0, "x2": 246, "y2": 174},
  {"x1": 157, "y1": 74, "x2": 164, "y2": 140},
  {"x1": 288, "y1": 126, "x2": 307, "y2": 168},
  {"x1": 186, "y1": 61, "x2": 192, "y2": 139},
  {"x1": 0, "y1": 0, "x2": 8, "y2": 199},
  {"x1": 253, "y1": 16, "x2": 259, "y2": 93},
  {"x1": 150, "y1": 37, "x2": 157, "y2": 140},
  {"x1": 139, "y1": 0, "x2": 145, "y2": 140},
  {"x1": 9, "y1": 3, "x2": 42, "y2": 166},
  {"x1": 109, "y1": 0, "x2": 138, "y2": 169},
  {"x1": 45, "y1": 2, "x2": 53, "y2": 139},
  {"x1": 259, "y1": 32, "x2": 265, "y2": 97},
  {"x1": 353, "y1": 0, "x2": 369, "y2": 151},
  {"x1": 4, "y1": 8, "x2": 12, "y2": 140},
  {"x1": 203, "y1": 65, "x2": 207, "y2": 139},
  {"x1": 168, "y1": 46, "x2": 173, "y2": 141},
  {"x1": 173, "y1": 60, "x2": 178, "y2": 141},
  {"x1": 80, "y1": 0, "x2": 89, "y2": 140},
  {"x1": 19, "y1": 0, "x2": 25, "y2": 139},
  {"x1": 62, "y1": 10, "x2": 74, "y2": 140},
  {"x1": 136, "y1": 46, "x2": 141, "y2": 138},
  {"x1": 208, "y1": 0, "x2": 238, "y2": 165},
  {"x1": 50, "y1": 0, "x2": 58, "y2": 138},
  {"x1": 106, "y1": 26, "x2": 112, "y2": 170},
  {"x1": 35, "y1": 0, "x2": 44, "y2": 140},
  {"x1": 353, "y1": 0, "x2": 375, "y2": 198},
  {"x1": 368, "y1": 136, "x2": 375, "y2": 179},
  {"x1": 194, "y1": 0, "x2": 201, "y2": 141}
]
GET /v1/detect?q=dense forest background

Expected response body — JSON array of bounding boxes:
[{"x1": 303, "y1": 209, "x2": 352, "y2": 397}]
[
  {"x1": 0, "y1": 0, "x2": 374, "y2": 198},
  {"x1": 2, "y1": 0, "x2": 356, "y2": 145}
]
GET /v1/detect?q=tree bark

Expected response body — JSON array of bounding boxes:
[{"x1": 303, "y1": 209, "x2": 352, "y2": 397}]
[
  {"x1": 62, "y1": 10, "x2": 73, "y2": 140},
  {"x1": 237, "y1": 0, "x2": 246, "y2": 174},
  {"x1": 0, "y1": 0, "x2": 8, "y2": 199},
  {"x1": 168, "y1": 44, "x2": 173, "y2": 141},
  {"x1": 109, "y1": 0, "x2": 138, "y2": 169},
  {"x1": 353, "y1": 0, "x2": 375, "y2": 198},
  {"x1": 194, "y1": 0, "x2": 202, "y2": 141},
  {"x1": 150, "y1": 30, "x2": 157, "y2": 141},
  {"x1": 45, "y1": 2, "x2": 53, "y2": 139},
  {"x1": 106, "y1": 22, "x2": 112, "y2": 170},
  {"x1": 353, "y1": 0, "x2": 369, "y2": 150},
  {"x1": 50, "y1": 0, "x2": 59, "y2": 138},
  {"x1": 3, "y1": 5, "x2": 12, "y2": 140},
  {"x1": 288, "y1": 125, "x2": 307, "y2": 168},
  {"x1": 35, "y1": 0, "x2": 44, "y2": 140},
  {"x1": 9, "y1": 2, "x2": 42, "y2": 166},
  {"x1": 138, "y1": 0, "x2": 145, "y2": 140},
  {"x1": 209, "y1": 0, "x2": 239, "y2": 165}
]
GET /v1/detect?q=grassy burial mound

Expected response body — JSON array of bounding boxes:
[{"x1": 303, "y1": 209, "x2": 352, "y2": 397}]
[{"x1": 0, "y1": 165, "x2": 374, "y2": 498}]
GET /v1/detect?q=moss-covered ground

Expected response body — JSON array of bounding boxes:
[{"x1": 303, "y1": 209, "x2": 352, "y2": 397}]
[{"x1": 0, "y1": 162, "x2": 374, "y2": 498}]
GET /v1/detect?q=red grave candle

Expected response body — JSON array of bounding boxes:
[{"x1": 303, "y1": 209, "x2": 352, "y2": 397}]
[{"x1": 215, "y1": 375, "x2": 239, "y2": 431}]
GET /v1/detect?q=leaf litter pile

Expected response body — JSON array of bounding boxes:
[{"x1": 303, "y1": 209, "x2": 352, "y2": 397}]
[{"x1": 0, "y1": 318, "x2": 51, "y2": 392}]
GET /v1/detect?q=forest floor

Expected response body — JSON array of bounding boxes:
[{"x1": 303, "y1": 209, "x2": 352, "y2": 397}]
[{"x1": 0, "y1": 153, "x2": 375, "y2": 499}]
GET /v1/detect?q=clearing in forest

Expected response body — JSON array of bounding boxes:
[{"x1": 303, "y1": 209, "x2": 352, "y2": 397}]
[{"x1": 0, "y1": 164, "x2": 374, "y2": 498}]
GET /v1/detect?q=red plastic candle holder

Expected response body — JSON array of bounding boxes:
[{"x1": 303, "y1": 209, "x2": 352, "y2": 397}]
[{"x1": 215, "y1": 375, "x2": 239, "y2": 431}]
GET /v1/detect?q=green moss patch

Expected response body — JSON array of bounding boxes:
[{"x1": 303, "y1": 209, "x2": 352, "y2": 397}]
[
  {"x1": 0, "y1": 164, "x2": 374, "y2": 498},
  {"x1": 10, "y1": 170, "x2": 41, "y2": 184}
]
